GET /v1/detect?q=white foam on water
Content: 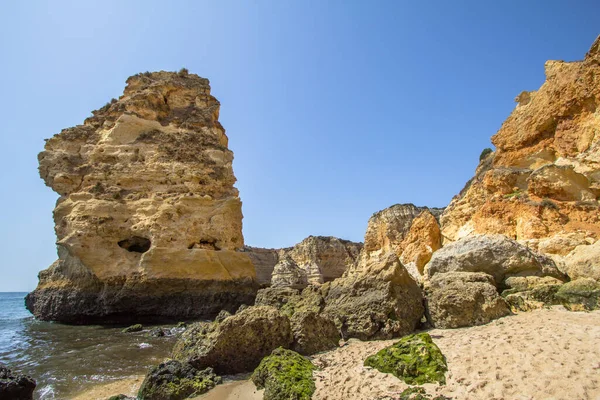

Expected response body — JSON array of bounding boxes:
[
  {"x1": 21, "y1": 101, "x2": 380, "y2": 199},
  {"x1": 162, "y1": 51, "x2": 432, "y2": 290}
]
[{"x1": 138, "y1": 342, "x2": 152, "y2": 349}]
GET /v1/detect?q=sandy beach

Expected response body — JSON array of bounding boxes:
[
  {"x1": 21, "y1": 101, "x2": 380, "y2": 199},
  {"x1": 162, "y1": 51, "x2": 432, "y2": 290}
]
[{"x1": 70, "y1": 308, "x2": 600, "y2": 400}]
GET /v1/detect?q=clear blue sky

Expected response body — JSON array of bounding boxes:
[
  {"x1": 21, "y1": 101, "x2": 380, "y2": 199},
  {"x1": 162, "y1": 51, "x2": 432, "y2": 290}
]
[{"x1": 0, "y1": 1, "x2": 598, "y2": 291}]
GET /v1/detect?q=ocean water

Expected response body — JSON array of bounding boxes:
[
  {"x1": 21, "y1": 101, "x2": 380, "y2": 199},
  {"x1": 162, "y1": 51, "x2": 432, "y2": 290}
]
[{"x1": 0, "y1": 292, "x2": 177, "y2": 399}]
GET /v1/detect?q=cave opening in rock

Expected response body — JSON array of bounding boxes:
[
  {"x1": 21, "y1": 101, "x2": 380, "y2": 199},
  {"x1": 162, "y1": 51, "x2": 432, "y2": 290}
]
[{"x1": 118, "y1": 236, "x2": 151, "y2": 253}]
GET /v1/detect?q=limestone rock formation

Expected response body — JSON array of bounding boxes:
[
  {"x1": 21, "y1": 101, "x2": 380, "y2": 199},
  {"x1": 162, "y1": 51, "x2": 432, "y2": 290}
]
[
  {"x1": 362, "y1": 204, "x2": 443, "y2": 282},
  {"x1": 138, "y1": 361, "x2": 221, "y2": 400},
  {"x1": 271, "y1": 257, "x2": 309, "y2": 289},
  {"x1": 424, "y1": 234, "x2": 566, "y2": 288},
  {"x1": 425, "y1": 272, "x2": 510, "y2": 329},
  {"x1": 323, "y1": 252, "x2": 424, "y2": 340},
  {"x1": 244, "y1": 236, "x2": 362, "y2": 286},
  {"x1": 26, "y1": 71, "x2": 257, "y2": 323},
  {"x1": 172, "y1": 306, "x2": 293, "y2": 374},
  {"x1": 440, "y1": 37, "x2": 600, "y2": 270}
]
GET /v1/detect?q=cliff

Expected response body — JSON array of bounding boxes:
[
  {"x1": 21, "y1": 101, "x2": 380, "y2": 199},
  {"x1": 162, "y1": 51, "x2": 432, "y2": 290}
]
[
  {"x1": 441, "y1": 37, "x2": 600, "y2": 263},
  {"x1": 26, "y1": 71, "x2": 257, "y2": 323}
]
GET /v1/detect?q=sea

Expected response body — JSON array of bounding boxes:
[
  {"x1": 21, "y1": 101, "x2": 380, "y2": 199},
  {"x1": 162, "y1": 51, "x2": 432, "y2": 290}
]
[{"x1": 0, "y1": 292, "x2": 177, "y2": 399}]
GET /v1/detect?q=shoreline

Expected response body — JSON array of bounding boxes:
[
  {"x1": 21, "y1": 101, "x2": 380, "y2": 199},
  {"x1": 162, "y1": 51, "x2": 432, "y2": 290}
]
[{"x1": 70, "y1": 307, "x2": 600, "y2": 400}]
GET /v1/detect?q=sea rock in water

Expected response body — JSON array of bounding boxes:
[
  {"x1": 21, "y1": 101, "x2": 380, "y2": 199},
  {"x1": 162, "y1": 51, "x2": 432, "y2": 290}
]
[
  {"x1": 122, "y1": 324, "x2": 143, "y2": 333},
  {"x1": 26, "y1": 71, "x2": 257, "y2": 323},
  {"x1": 0, "y1": 363, "x2": 36, "y2": 400},
  {"x1": 172, "y1": 306, "x2": 293, "y2": 374},
  {"x1": 425, "y1": 272, "x2": 510, "y2": 328},
  {"x1": 363, "y1": 332, "x2": 447, "y2": 385},
  {"x1": 424, "y1": 234, "x2": 566, "y2": 287},
  {"x1": 251, "y1": 347, "x2": 316, "y2": 400},
  {"x1": 138, "y1": 360, "x2": 221, "y2": 400},
  {"x1": 440, "y1": 36, "x2": 600, "y2": 271},
  {"x1": 323, "y1": 252, "x2": 424, "y2": 340}
]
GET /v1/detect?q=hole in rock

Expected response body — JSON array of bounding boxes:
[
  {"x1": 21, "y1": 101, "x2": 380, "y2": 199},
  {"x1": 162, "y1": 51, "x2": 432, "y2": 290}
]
[
  {"x1": 118, "y1": 236, "x2": 151, "y2": 253},
  {"x1": 187, "y1": 239, "x2": 221, "y2": 250}
]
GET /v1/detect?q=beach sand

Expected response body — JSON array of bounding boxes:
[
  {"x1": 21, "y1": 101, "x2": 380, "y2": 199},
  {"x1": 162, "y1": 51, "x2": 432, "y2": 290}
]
[
  {"x1": 70, "y1": 376, "x2": 144, "y2": 400},
  {"x1": 71, "y1": 307, "x2": 600, "y2": 400}
]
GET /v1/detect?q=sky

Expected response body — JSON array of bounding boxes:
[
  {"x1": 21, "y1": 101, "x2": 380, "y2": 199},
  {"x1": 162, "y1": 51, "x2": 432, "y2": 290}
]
[{"x1": 0, "y1": 1, "x2": 598, "y2": 291}]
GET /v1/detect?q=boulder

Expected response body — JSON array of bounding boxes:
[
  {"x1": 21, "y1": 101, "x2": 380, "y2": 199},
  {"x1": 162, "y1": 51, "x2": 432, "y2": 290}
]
[
  {"x1": 364, "y1": 333, "x2": 447, "y2": 385},
  {"x1": 289, "y1": 310, "x2": 340, "y2": 355},
  {"x1": 122, "y1": 324, "x2": 143, "y2": 333},
  {"x1": 0, "y1": 363, "x2": 36, "y2": 400},
  {"x1": 555, "y1": 278, "x2": 600, "y2": 311},
  {"x1": 251, "y1": 347, "x2": 316, "y2": 400},
  {"x1": 562, "y1": 240, "x2": 600, "y2": 281},
  {"x1": 424, "y1": 234, "x2": 566, "y2": 287},
  {"x1": 172, "y1": 306, "x2": 292, "y2": 374},
  {"x1": 254, "y1": 287, "x2": 300, "y2": 308},
  {"x1": 138, "y1": 360, "x2": 221, "y2": 400},
  {"x1": 322, "y1": 252, "x2": 424, "y2": 340},
  {"x1": 425, "y1": 272, "x2": 511, "y2": 328}
]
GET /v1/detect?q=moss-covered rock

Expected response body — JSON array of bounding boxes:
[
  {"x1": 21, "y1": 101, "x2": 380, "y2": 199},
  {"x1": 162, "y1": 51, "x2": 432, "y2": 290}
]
[
  {"x1": 122, "y1": 324, "x2": 143, "y2": 333},
  {"x1": 364, "y1": 333, "x2": 447, "y2": 385},
  {"x1": 555, "y1": 278, "x2": 600, "y2": 311},
  {"x1": 251, "y1": 347, "x2": 316, "y2": 400},
  {"x1": 138, "y1": 360, "x2": 221, "y2": 400}
]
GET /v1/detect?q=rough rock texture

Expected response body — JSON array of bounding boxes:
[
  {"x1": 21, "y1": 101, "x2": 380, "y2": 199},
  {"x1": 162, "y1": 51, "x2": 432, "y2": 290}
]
[
  {"x1": 323, "y1": 252, "x2": 424, "y2": 341},
  {"x1": 172, "y1": 306, "x2": 293, "y2": 374},
  {"x1": 242, "y1": 246, "x2": 280, "y2": 285},
  {"x1": 440, "y1": 37, "x2": 600, "y2": 270},
  {"x1": 364, "y1": 204, "x2": 443, "y2": 254},
  {"x1": 251, "y1": 347, "x2": 316, "y2": 400},
  {"x1": 0, "y1": 363, "x2": 36, "y2": 400},
  {"x1": 424, "y1": 234, "x2": 566, "y2": 288},
  {"x1": 425, "y1": 272, "x2": 511, "y2": 328},
  {"x1": 138, "y1": 360, "x2": 221, "y2": 400},
  {"x1": 271, "y1": 257, "x2": 309, "y2": 289},
  {"x1": 561, "y1": 240, "x2": 600, "y2": 281},
  {"x1": 363, "y1": 333, "x2": 448, "y2": 385},
  {"x1": 26, "y1": 71, "x2": 257, "y2": 323},
  {"x1": 289, "y1": 310, "x2": 340, "y2": 355},
  {"x1": 254, "y1": 287, "x2": 300, "y2": 308},
  {"x1": 245, "y1": 236, "x2": 362, "y2": 286},
  {"x1": 399, "y1": 211, "x2": 443, "y2": 282},
  {"x1": 279, "y1": 236, "x2": 363, "y2": 284}
]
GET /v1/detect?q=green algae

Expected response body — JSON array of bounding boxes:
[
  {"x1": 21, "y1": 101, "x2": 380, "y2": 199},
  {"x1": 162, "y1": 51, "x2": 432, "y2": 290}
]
[
  {"x1": 251, "y1": 347, "x2": 316, "y2": 400},
  {"x1": 556, "y1": 278, "x2": 600, "y2": 311},
  {"x1": 364, "y1": 333, "x2": 447, "y2": 385},
  {"x1": 121, "y1": 324, "x2": 143, "y2": 333}
]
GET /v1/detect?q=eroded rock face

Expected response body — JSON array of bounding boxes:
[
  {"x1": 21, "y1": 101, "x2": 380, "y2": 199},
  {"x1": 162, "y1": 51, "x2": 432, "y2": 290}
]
[
  {"x1": 440, "y1": 37, "x2": 600, "y2": 266},
  {"x1": 425, "y1": 272, "x2": 510, "y2": 329},
  {"x1": 424, "y1": 234, "x2": 566, "y2": 288},
  {"x1": 0, "y1": 363, "x2": 36, "y2": 400},
  {"x1": 172, "y1": 306, "x2": 293, "y2": 374},
  {"x1": 323, "y1": 252, "x2": 424, "y2": 340},
  {"x1": 271, "y1": 258, "x2": 309, "y2": 289},
  {"x1": 26, "y1": 71, "x2": 257, "y2": 323}
]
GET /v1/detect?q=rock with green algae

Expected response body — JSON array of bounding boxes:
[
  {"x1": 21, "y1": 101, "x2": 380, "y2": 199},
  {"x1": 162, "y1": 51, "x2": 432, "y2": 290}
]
[
  {"x1": 555, "y1": 278, "x2": 600, "y2": 311},
  {"x1": 364, "y1": 333, "x2": 447, "y2": 385},
  {"x1": 106, "y1": 395, "x2": 134, "y2": 400},
  {"x1": 137, "y1": 360, "x2": 221, "y2": 400},
  {"x1": 251, "y1": 347, "x2": 316, "y2": 400},
  {"x1": 122, "y1": 324, "x2": 143, "y2": 333}
]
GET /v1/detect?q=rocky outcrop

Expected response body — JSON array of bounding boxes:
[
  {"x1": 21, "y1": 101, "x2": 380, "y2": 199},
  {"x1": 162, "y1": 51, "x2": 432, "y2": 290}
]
[
  {"x1": 362, "y1": 204, "x2": 443, "y2": 282},
  {"x1": 26, "y1": 71, "x2": 257, "y2": 323},
  {"x1": 271, "y1": 258, "x2": 309, "y2": 289},
  {"x1": 172, "y1": 306, "x2": 293, "y2": 374},
  {"x1": 242, "y1": 246, "x2": 279, "y2": 285},
  {"x1": 440, "y1": 37, "x2": 600, "y2": 269},
  {"x1": 138, "y1": 360, "x2": 221, "y2": 400},
  {"x1": 425, "y1": 272, "x2": 510, "y2": 328},
  {"x1": 323, "y1": 252, "x2": 424, "y2": 340},
  {"x1": 0, "y1": 363, "x2": 36, "y2": 400},
  {"x1": 279, "y1": 236, "x2": 362, "y2": 284},
  {"x1": 424, "y1": 234, "x2": 566, "y2": 288}
]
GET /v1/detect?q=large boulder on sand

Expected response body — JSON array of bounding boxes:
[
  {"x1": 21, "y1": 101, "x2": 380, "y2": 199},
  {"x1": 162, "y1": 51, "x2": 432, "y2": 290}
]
[
  {"x1": 425, "y1": 234, "x2": 566, "y2": 287},
  {"x1": 425, "y1": 272, "x2": 511, "y2": 328},
  {"x1": 138, "y1": 360, "x2": 221, "y2": 400},
  {"x1": 172, "y1": 306, "x2": 292, "y2": 374},
  {"x1": 562, "y1": 241, "x2": 600, "y2": 281},
  {"x1": 322, "y1": 252, "x2": 424, "y2": 340}
]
